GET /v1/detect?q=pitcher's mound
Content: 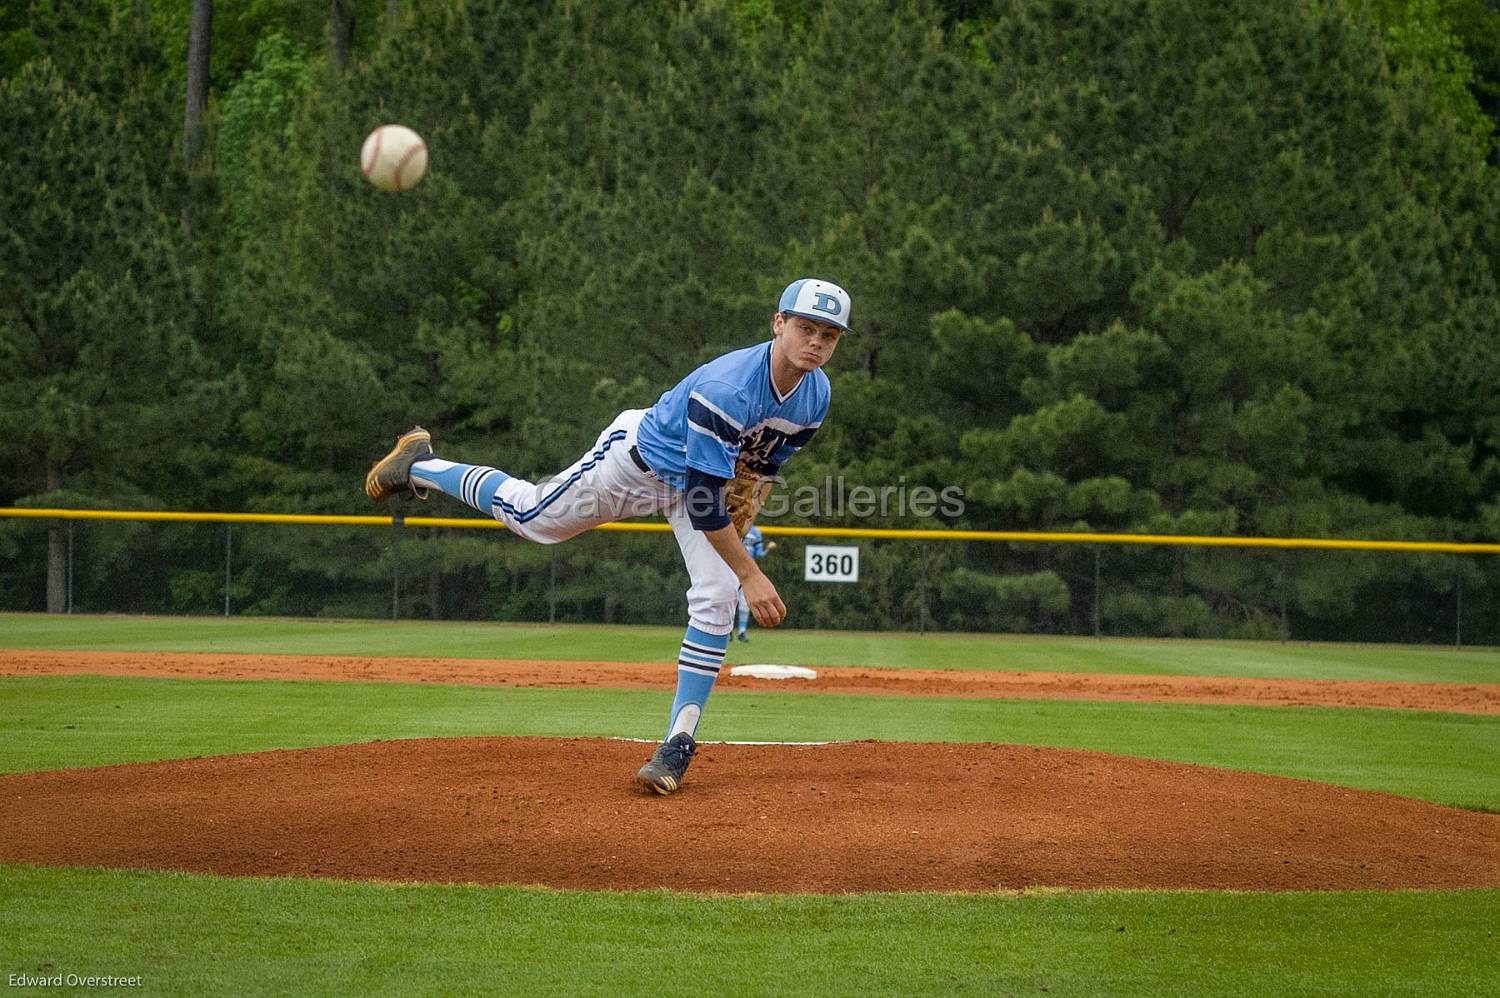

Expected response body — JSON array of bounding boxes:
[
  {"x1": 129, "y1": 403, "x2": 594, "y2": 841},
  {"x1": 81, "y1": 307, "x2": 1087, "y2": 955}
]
[{"x1": 2, "y1": 737, "x2": 1496, "y2": 893}]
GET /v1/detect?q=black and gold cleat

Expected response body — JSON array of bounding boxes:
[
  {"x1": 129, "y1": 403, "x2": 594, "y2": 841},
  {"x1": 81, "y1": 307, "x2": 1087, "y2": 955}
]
[
  {"x1": 635, "y1": 732, "x2": 697, "y2": 795},
  {"x1": 364, "y1": 426, "x2": 434, "y2": 502}
]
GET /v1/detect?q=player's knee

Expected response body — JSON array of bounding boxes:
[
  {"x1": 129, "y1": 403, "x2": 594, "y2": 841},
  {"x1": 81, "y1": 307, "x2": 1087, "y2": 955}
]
[
  {"x1": 699, "y1": 576, "x2": 739, "y2": 610},
  {"x1": 503, "y1": 521, "x2": 568, "y2": 545},
  {"x1": 686, "y1": 577, "x2": 737, "y2": 626}
]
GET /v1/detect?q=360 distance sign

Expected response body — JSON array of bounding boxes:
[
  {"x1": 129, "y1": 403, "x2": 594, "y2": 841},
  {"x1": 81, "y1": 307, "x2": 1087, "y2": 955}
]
[{"x1": 804, "y1": 544, "x2": 860, "y2": 583}]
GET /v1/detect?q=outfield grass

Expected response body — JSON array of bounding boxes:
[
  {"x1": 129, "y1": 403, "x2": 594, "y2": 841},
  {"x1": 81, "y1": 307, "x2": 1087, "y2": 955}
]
[
  {"x1": 2, "y1": 866, "x2": 1496, "y2": 997},
  {"x1": 4, "y1": 613, "x2": 1500, "y2": 682},
  {"x1": 3, "y1": 675, "x2": 1496, "y2": 809}
]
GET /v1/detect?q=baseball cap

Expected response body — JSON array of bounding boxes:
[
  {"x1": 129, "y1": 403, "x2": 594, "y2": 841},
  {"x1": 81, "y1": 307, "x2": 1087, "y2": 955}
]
[{"x1": 778, "y1": 278, "x2": 854, "y2": 333}]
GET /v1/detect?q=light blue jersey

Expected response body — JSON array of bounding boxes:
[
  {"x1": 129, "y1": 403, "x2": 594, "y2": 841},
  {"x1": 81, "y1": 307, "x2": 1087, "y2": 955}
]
[
  {"x1": 742, "y1": 525, "x2": 767, "y2": 559},
  {"x1": 635, "y1": 341, "x2": 830, "y2": 489}
]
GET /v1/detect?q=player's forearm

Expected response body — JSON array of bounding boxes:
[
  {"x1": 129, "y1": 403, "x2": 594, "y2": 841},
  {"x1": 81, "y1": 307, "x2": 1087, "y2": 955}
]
[{"x1": 703, "y1": 524, "x2": 762, "y2": 581}]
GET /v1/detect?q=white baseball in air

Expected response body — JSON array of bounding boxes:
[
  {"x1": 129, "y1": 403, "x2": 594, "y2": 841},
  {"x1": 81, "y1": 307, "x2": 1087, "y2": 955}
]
[{"x1": 361, "y1": 124, "x2": 428, "y2": 191}]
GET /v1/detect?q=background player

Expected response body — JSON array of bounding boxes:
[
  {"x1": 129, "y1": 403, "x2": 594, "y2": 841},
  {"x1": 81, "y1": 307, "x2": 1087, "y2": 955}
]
[
  {"x1": 365, "y1": 278, "x2": 852, "y2": 794},
  {"x1": 735, "y1": 525, "x2": 777, "y2": 642}
]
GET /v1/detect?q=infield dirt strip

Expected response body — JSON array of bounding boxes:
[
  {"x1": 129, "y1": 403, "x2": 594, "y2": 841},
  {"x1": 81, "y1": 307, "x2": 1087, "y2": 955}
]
[
  {"x1": 5, "y1": 649, "x2": 1499, "y2": 713},
  {"x1": 3, "y1": 650, "x2": 1498, "y2": 892}
]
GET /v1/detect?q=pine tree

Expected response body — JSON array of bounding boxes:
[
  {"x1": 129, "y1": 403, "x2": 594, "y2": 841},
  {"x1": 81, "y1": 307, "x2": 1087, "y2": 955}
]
[{"x1": 0, "y1": 54, "x2": 202, "y2": 610}]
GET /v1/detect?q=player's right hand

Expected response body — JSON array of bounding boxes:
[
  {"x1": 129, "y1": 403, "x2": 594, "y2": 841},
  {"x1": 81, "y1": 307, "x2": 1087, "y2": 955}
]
[{"x1": 742, "y1": 570, "x2": 786, "y2": 627}]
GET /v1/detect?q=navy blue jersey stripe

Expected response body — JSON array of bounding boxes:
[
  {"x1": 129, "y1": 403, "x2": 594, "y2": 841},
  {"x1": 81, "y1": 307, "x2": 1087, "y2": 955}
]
[{"x1": 687, "y1": 398, "x2": 741, "y2": 445}]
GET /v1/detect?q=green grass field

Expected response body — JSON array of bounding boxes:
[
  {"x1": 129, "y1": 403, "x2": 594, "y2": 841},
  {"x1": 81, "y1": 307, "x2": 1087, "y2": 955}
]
[
  {"x1": 2, "y1": 615, "x2": 1498, "y2": 996},
  {"x1": 4, "y1": 866, "x2": 1495, "y2": 997},
  {"x1": 5, "y1": 611, "x2": 1500, "y2": 681},
  {"x1": 4, "y1": 677, "x2": 1497, "y2": 809}
]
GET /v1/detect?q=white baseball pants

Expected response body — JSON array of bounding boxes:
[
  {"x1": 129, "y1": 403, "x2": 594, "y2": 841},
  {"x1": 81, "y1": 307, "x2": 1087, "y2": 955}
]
[{"x1": 487, "y1": 409, "x2": 740, "y2": 635}]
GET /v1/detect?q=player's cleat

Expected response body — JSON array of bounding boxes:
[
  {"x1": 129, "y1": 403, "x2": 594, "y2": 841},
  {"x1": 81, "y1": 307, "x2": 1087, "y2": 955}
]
[
  {"x1": 365, "y1": 426, "x2": 433, "y2": 502},
  {"x1": 635, "y1": 732, "x2": 697, "y2": 795},
  {"x1": 736, "y1": 632, "x2": 748, "y2": 642}
]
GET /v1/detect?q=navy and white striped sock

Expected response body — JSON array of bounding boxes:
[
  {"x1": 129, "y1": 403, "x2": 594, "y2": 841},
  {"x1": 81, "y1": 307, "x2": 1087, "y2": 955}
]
[
  {"x1": 410, "y1": 458, "x2": 509, "y2": 513},
  {"x1": 666, "y1": 624, "x2": 729, "y2": 740}
]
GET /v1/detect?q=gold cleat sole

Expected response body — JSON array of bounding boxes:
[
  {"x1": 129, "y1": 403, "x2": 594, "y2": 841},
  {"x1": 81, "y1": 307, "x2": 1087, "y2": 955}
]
[
  {"x1": 364, "y1": 427, "x2": 432, "y2": 502},
  {"x1": 636, "y1": 773, "x2": 678, "y2": 795}
]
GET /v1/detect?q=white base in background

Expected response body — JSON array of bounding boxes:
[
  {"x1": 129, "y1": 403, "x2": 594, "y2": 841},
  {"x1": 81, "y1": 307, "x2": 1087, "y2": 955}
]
[{"x1": 729, "y1": 664, "x2": 818, "y2": 680}]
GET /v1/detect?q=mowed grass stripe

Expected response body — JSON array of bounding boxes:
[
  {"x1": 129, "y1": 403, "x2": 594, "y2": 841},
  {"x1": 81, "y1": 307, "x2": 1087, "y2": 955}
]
[
  {"x1": 4, "y1": 613, "x2": 1499, "y2": 682},
  {"x1": 2, "y1": 676, "x2": 1495, "y2": 810},
  {"x1": 2, "y1": 866, "x2": 1497, "y2": 997}
]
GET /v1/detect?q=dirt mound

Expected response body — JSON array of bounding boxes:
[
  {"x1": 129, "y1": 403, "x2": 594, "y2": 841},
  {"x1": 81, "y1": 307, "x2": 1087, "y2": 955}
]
[
  {"x1": 5, "y1": 649, "x2": 1497, "y2": 714},
  {"x1": 2, "y1": 737, "x2": 1495, "y2": 893}
]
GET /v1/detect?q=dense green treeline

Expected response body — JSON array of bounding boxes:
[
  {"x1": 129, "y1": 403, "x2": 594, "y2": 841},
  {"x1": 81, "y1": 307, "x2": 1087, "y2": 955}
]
[{"x1": 3, "y1": 0, "x2": 1500, "y2": 641}]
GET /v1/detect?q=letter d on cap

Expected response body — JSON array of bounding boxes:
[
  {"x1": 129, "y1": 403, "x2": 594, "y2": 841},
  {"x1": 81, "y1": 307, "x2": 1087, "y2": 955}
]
[{"x1": 779, "y1": 277, "x2": 854, "y2": 333}]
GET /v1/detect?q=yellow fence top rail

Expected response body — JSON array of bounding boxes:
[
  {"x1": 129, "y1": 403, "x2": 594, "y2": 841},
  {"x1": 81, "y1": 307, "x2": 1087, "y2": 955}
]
[{"x1": 4, "y1": 506, "x2": 1499, "y2": 554}]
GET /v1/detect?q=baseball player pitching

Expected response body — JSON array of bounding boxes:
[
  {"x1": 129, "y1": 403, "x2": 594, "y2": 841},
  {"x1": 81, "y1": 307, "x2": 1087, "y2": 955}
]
[{"x1": 365, "y1": 278, "x2": 852, "y2": 794}]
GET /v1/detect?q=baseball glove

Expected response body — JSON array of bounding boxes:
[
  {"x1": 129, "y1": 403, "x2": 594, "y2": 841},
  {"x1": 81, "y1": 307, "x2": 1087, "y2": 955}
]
[{"x1": 726, "y1": 457, "x2": 774, "y2": 538}]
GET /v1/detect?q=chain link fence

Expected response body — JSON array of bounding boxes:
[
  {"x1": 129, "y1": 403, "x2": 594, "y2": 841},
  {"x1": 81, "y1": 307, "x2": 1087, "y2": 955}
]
[{"x1": 3, "y1": 511, "x2": 1498, "y2": 646}]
